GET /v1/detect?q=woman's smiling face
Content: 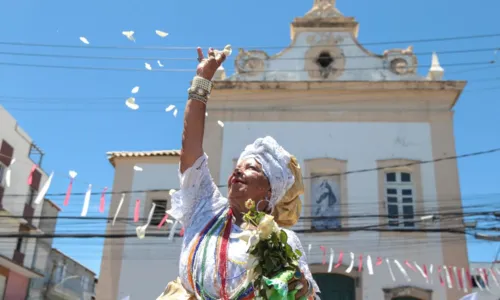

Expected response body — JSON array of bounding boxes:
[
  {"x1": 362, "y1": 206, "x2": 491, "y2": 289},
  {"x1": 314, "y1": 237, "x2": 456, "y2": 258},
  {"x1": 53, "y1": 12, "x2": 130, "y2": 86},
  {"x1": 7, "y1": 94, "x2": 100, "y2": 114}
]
[{"x1": 227, "y1": 157, "x2": 271, "y2": 213}]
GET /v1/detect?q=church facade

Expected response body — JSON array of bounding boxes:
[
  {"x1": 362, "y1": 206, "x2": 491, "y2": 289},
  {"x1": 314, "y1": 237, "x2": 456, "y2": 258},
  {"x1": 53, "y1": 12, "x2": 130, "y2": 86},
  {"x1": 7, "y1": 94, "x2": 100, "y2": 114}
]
[{"x1": 96, "y1": 1, "x2": 468, "y2": 299}]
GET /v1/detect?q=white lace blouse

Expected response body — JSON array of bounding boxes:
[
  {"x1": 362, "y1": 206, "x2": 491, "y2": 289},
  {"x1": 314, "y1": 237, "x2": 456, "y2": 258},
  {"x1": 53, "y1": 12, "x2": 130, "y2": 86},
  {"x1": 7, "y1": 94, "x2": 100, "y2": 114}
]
[{"x1": 169, "y1": 154, "x2": 320, "y2": 299}]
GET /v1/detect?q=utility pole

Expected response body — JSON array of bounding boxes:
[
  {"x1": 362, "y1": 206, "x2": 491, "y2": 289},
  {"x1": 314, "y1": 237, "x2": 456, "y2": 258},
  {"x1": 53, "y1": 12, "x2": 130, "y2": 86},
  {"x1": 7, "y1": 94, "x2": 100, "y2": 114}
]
[{"x1": 43, "y1": 261, "x2": 57, "y2": 300}]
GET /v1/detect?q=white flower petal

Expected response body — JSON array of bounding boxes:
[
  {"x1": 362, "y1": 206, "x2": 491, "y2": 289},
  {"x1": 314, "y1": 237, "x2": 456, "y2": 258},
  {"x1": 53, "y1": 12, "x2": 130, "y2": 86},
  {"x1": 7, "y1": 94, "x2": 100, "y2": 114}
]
[
  {"x1": 79, "y1": 37, "x2": 89, "y2": 44},
  {"x1": 230, "y1": 231, "x2": 252, "y2": 242},
  {"x1": 155, "y1": 30, "x2": 169, "y2": 38},
  {"x1": 131, "y1": 86, "x2": 140, "y2": 94},
  {"x1": 133, "y1": 165, "x2": 143, "y2": 171},
  {"x1": 68, "y1": 170, "x2": 78, "y2": 178},
  {"x1": 223, "y1": 44, "x2": 232, "y2": 56},
  {"x1": 125, "y1": 97, "x2": 139, "y2": 110},
  {"x1": 205, "y1": 112, "x2": 208, "y2": 116},
  {"x1": 173, "y1": 109, "x2": 178, "y2": 117},
  {"x1": 217, "y1": 120, "x2": 224, "y2": 127},
  {"x1": 122, "y1": 31, "x2": 135, "y2": 42},
  {"x1": 166, "y1": 219, "x2": 174, "y2": 224},
  {"x1": 144, "y1": 63, "x2": 152, "y2": 70},
  {"x1": 157, "y1": 60, "x2": 164, "y2": 67},
  {"x1": 168, "y1": 189, "x2": 176, "y2": 195},
  {"x1": 165, "y1": 104, "x2": 175, "y2": 112},
  {"x1": 136, "y1": 225, "x2": 146, "y2": 239}
]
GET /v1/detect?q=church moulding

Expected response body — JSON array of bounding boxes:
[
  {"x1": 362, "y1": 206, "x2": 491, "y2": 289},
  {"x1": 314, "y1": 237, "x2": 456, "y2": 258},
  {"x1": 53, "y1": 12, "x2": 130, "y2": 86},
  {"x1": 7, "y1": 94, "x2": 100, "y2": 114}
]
[{"x1": 382, "y1": 285, "x2": 433, "y2": 300}]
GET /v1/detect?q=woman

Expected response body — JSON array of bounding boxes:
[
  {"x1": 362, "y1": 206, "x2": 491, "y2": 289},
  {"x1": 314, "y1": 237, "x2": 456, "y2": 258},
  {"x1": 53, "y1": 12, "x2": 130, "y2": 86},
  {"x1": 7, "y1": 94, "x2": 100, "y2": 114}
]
[{"x1": 157, "y1": 47, "x2": 320, "y2": 299}]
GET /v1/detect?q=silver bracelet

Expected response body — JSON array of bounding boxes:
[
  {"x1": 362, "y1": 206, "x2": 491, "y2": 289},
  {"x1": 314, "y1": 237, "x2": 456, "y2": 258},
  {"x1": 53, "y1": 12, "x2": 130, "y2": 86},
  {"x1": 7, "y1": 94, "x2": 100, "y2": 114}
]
[
  {"x1": 189, "y1": 76, "x2": 213, "y2": 96},
  {"x1": 188, "y1": 93, "x2": 208, "y2": 105}
]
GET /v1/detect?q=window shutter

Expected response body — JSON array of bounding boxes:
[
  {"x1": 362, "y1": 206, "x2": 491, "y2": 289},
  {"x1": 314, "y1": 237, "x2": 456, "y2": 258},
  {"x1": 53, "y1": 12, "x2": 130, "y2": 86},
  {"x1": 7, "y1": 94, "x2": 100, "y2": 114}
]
[
  {"x1": 31, "y1": 170, "x2": 41, "y2": 191},
  {"x1": 0, "y1": 140, "x2": 14, "y2": 166}
]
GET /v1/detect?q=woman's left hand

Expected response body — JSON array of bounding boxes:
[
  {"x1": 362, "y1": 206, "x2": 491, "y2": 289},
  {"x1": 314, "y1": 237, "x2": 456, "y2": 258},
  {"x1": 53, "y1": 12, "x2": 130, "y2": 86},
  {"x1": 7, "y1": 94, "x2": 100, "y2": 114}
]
[{"x1": 288, "y1": 270, "x2": 309, "y2": 299}]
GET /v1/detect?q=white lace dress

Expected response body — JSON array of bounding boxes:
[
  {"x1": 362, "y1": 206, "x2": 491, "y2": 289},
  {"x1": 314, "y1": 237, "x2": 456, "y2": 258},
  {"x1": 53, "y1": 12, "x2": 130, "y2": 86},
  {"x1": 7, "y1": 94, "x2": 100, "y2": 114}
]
[{"x1": 169, "y1": 154, "x2": 320, "y2": 299}]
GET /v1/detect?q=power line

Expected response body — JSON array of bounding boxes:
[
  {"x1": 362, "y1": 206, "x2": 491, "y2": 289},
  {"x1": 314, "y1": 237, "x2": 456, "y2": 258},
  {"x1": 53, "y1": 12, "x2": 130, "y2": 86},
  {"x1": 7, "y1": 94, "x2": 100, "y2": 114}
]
[
  {"x1": 0, "y1": 46, "x2": 497, "y2": 62},
  {"x1": 3, "y1": 146, "x2": 498, "y2": 197},
  {"x1": 0, "y1": 227, "x2": 474, "y2": 239},
  {"x1": 0, "y1": 76, "x2": 498, "y2": 103},
  {"x1": 1, "y1": 209, "x2": 495, "y2": 222},
  {"x1": 1, "y1": 32, "x2": 499, "y2": 51},
  {"x1": 0, "y1": 60, "x2": 491, "y2": 73}
]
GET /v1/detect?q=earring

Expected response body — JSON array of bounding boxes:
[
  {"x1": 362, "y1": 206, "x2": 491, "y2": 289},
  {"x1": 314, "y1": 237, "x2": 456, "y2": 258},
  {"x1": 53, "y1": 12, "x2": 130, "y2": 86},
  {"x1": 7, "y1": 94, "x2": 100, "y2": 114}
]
[{"x1": 256, "y1": 196, "x2": 274, "y2": 215}]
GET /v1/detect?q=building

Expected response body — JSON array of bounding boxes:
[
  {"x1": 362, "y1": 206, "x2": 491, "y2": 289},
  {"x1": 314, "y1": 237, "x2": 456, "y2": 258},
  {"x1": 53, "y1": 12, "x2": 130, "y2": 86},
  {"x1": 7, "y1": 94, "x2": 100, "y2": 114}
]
[
  {"x1": 27, "y1": 198, "x2": 62, "y2": 299},
  {"x1": 468, "y1": 262, "x2": 500, "y2": 299},
  {"x1": 43, "y1": 248, "x2": 97, "y2": 300},
  {"x1": 0, "y1": 106, "x2": 51, "y2": 299},
  {"x1": 97, "y1": 1, "x2": 469, "y2": 299}
]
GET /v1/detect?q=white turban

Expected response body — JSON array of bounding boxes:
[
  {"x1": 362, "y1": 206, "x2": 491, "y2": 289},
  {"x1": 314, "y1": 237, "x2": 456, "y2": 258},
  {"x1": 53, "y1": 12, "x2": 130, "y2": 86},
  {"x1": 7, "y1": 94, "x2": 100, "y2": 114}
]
[{"x1": 237, "y1": 136, "x2": 295, "y2": 208}]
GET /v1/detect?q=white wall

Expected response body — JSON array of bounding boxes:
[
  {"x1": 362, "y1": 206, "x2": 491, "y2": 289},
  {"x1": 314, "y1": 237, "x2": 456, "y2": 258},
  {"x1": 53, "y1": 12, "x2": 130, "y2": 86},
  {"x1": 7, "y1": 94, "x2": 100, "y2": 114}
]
[
  {"x1": 218, "y1": 121, "x2": 445, "y2": 299},
  {"x1": 115, "y1": 121, "x2": 454, "y2": 299},
  {"x1": 117, "y1": 162, "x2": 183, "y2": 300},
  {"x1": 0, "y1": 108, "x2": 48, "y2": 270}
]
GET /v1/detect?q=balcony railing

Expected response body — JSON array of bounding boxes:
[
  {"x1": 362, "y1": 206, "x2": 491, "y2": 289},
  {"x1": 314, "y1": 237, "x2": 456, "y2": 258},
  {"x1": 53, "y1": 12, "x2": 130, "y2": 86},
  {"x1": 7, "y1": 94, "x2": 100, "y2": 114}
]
[
  {"x1": 23, "y1": 204, "x2": 34, "y2": 226},
  {"x1": 13, "y1": 249, "x2": 25, "y2": 265}
]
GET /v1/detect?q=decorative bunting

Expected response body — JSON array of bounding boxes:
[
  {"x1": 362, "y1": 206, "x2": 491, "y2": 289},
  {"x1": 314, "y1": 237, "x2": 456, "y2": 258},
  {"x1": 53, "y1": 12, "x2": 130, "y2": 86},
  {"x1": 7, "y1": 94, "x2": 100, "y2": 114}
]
[
  {"x1": 27, "y1": 164, "x2": 37, "y2": 185},
  {"x1": 405, "y1": 260, "x2": 417, "y2": 273},
  {"x1": 479, "y1": 268, "x2": 489, "y2": 291},
  {"x1": 5, "y1": 158, "x2": 15, "y2": 187},
  {"x1": 455, "y1": 266, "x2": 463, "y2": 291},
  {"x1": 168, "y1": 220, "x2": 179, "y2": 241},
  {"x1": 443, "y1": 266, "x2": 453, "y2": 289},
  {"x1": 334, "y1": 252, "x2": 344, "y2": 269},
  {"x1": 386, "y1": 259, "x2": 396, "y2": 282},
  {"x1": 489, "y1": 268, "x2": 499, "y2": 287},
  {"x1": 429, "y1": 264, "x2": 434, "y2": 284},
  {"x1": 394, "y1": 260, "x2": 411, "y2": 282},
  {"x1": 366, "y1": 256, "x2": 374, "y2": 275},
  {"x1": 81, "y1": 184, "x2": 92, "y2": 217},
  {"x1": 327, "y1": 249, "x2": 334, "y2": 273},
  {"x1": 99, "y1": 187, "x2": 108, "y2": 213},
  {"x1": 415, "y1": 262, "x2": 428, "y2": 283},
  {"x1": 134, "y1": 199, "x2": 140, "y2": 222},
  {"x1": 319, "y1": 246, "x2": 326, "y2": 265},
  {"x1": 462, "y1": 268, "x2": 468, "y2": 293},
  {"x1": 64, "y1": 170, "x2": 77, "y2": 206},
  {"x1": 157, "y1": 214, "x2": 170, "y2": 229},
  {"x1": 345, "y1": 252, "x2": 354, "y2": 273},
  {"x1": 34, "y1": 171, "x2": 54, "y2": 205},
  {"x1": 112, "y1": 193, "x2": 126, "y2": 226},
  {"x1": 438, "y1": 266, "x2": 445, "y2": 287},
  {"x1": 136, "y1": 203, "x2": 156, "y2": 239},
  {"x1": 466, "y1": 268, "x2": 473, "y2": 290}
]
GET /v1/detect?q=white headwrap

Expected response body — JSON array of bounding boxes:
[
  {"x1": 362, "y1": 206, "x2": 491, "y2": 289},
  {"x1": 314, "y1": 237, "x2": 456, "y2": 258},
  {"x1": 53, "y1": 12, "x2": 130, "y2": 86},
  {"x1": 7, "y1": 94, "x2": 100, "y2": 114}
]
[{"x1": 237, "y1": 136, "x2": 295, "y2": 208}]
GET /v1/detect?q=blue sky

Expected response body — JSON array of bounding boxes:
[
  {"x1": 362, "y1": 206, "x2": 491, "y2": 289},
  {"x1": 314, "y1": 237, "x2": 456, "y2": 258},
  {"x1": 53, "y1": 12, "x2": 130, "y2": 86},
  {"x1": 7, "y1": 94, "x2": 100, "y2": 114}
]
[{"x1": 0, "y1": 0, "x2": 499, "y2": 276}]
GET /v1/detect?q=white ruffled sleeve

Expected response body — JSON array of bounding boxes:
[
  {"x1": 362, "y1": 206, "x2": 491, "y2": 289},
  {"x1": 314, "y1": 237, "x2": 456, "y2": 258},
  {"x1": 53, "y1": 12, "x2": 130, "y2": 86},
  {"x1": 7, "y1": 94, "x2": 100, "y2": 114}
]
[
  {"x1": 168, "y1": 154, "x2": 226, "y2": 228},
  {"x1": 284, "y1": 229, "x2": 321, "y2": 296}
]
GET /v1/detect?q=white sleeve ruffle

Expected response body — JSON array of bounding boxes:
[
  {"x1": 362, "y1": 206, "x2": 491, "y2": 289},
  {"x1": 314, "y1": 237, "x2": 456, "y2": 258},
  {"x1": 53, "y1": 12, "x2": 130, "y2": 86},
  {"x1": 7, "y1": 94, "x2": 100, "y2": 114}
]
[
  {"x1": 283, "y1": 229, "x2": 321, "y2": 296},
  {"x1": 169, "y1": 154, "x2": 226, "y2": 228}
]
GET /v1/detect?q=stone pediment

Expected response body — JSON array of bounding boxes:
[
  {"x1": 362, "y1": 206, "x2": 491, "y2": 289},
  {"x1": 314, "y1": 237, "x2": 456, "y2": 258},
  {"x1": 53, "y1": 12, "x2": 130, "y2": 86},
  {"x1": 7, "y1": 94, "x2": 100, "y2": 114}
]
[{"x1": 224, "y1": 1, "x2": 431, "y2": 82}]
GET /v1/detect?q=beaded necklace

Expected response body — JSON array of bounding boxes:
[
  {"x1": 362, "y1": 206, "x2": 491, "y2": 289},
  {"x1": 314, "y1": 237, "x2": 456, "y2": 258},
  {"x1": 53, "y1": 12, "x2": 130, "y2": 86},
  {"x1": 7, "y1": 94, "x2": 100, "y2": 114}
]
[{"x1": 186, "y1": 207, "x2": 255, "y2": 299}]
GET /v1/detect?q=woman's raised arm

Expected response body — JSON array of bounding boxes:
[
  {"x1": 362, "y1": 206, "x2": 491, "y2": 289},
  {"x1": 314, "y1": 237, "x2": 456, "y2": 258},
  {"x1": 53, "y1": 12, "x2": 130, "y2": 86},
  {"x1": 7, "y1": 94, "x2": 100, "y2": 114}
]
[{"x1": 180, "y1": 47, "x2": 226, "y2": 174}]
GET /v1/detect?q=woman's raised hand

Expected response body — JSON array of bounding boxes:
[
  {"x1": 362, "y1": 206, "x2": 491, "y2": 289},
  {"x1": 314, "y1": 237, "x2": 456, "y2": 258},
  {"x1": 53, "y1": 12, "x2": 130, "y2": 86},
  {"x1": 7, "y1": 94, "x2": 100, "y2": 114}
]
[{"x1": 196, "y1": 47, "x2": 226, "y2": 80}]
